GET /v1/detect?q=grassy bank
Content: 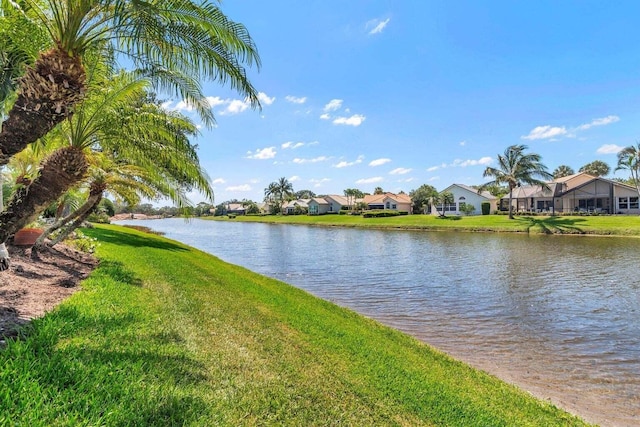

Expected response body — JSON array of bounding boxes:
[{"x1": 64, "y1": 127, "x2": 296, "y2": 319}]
[
  {"x1": 0, "y1": 225, "x2": 590, "y2": 426},
  {"x1": 210, "y1": 212, "x2": 640, "y2": 236}
]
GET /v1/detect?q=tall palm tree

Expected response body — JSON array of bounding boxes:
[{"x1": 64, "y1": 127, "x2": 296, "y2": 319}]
[
  {"x1": 552, "y1": 165, "x2": 574, "y2": 179},
  {"x1": 264, "y1": 182, "x2": 279, "y2": 213},
  {"x1": 478, "y1": 144, "x2": 552, "y2": 219},
  {"x1": 579, "y1": 160, "x2": 610, "y2": 177},
  {"x1": 0, "y1": 0, "x2": 261, "y2": 166},
  {"x1": 276, "y1": 177, "x2": 294, "y2": 215},
  {"x1": 616, "y1": 143, "x2": 640, "y2": 201}
]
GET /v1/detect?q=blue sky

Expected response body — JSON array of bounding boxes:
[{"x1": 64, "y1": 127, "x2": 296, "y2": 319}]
[{"x1": 161, "y1": 1, "x2": 640, "y2": 205}]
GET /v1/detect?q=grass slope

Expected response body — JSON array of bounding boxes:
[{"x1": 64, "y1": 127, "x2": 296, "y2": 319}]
[
  {"x1": 212, "y1": 213, "x2": 640, "y2": 236},
  {"x1": 0, "y1": 225, "x2": 591, "y2": 426}
]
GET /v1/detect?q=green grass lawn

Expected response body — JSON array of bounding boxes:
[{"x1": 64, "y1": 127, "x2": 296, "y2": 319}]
[
  {"x1": 0, "y1": 224, "x2": 592, "y2": 426},
  {"x1": 211, "y1": 212, "x2": 640, "y2": 236}
]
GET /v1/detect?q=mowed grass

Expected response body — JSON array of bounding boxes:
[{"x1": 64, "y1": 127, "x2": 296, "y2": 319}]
[
  {"x1": 212, "y1": 212, "x2": 640, "y2": 236},
  {"x1": 0, "y1": 224, "x2": 591, "y2": 426}
]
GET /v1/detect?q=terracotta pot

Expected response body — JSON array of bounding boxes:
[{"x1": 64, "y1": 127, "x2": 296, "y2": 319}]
[{"x1": 13, "y1": 228, "x2": 44, "y2": 246}]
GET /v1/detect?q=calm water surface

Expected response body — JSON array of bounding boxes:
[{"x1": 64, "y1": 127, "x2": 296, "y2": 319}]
[{"x1": 118, "y1": 219, "x2": 639, "y2": 425}]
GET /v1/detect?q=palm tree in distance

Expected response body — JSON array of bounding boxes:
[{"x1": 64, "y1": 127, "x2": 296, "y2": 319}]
[
  {"x1": 616, "y1": 143, "x2": 640, "y2": 202},
  {"x1": 478, "y1": 144, "x2": 552, "y2": 219},
  {"x1": 552, "y1": 165, "x2": 575, "y2": 179},
  {"x1": 579, "y1": 160, "x2": 610, "y2": 177},
  {"x1": 275, "y1": 177, "x2": 294, "y2": 215},
  {"x1": 0, "y1": 0, "x2": 261, "y2": 166}
]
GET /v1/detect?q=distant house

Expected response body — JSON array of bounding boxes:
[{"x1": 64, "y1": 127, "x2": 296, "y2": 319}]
[
  {"x1": 282, "y1": 199, "x2": 310, "y2": 215},
  {"x1": 498, "y1": 173, "x2": 640, "y2": 214},
  {"x1": 324, "y1": 194, "x2": 352, "y2": 213},
  {"x1": 225, "y1": 203, "x2": 246, "y2": 215},
  {"x1": 363, "y1": 192, "x2": 412, "y2": 213},
  {"x1": 307, "y1": 197, "x2": 331, "y2": 215},
  {"x1": 431, "y1": 184, "x2": 497, "y2": 215}
]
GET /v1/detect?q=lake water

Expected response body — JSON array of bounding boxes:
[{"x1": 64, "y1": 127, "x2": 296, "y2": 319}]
[{"x1": 116, "y1": 218, "x2": 640, "y2": 426}]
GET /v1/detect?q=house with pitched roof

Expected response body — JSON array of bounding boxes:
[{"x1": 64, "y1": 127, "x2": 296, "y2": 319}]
[
  {"x1": 498, "y1": 173, "x2": 640, "y2": 214},
  {"x1": 363, "y1": 192, "x2": 412, "y2": 213},
  {"x1": 431, "y1": 184, "x2": 497, "y2": 215},
  {"x1": 307, "y1": 197, "x2": 331, "y2": 215}
]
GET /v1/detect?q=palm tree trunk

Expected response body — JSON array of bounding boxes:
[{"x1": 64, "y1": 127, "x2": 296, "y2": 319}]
[
  {"x1": 49, "y1": 193, "x2": 102, "y2": 248},
  {"x1": 0, "y1": 146, "x2": 88, "y2": 243},
  {"x1": 36, "y1": 181, "x2": 105, "y2": 248},
  {"x1": 0, "y1": 48, "x2": 85, "y2": 166},
  {"x1": 508, "y1": 187, "x2": 514, "y2": 219}
]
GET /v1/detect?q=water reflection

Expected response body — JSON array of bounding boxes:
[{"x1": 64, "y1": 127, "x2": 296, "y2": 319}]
[{"x1": 117, "y1": 219, "x2": 640, "y2": 425}]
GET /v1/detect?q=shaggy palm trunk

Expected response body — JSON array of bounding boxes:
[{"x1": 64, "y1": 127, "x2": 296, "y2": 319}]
[
  {"x1": 36, "y1": 180, "x2": 105, "y2": 248},
  {"x1": 49, "y1": 192, "x2": 102, "y2": 248},
  {"x1": 0, "y1": 48, "x2": 85, "y2": 166},
  {"x1": 0, "y1": 146, "x2": 88, "y2": 244}
]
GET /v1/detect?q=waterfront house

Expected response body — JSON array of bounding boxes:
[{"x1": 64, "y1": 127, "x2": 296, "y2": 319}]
[
  {"x1": 307, "y1": 197, "x2": 331, "y2": 215},
  {"x1": 498, "y1": 173, "x2": 640, "y2": 214},
  {"x1": 323, "y1": 194, "x2": 352, "y2": 213},
  {"x1": 431, "y1": 184, "x2": 497, "y2": 215},
  {"x1": 282, "y1": 199, "x2": 310, "y2": 215},
  {"x1": 363, "y1": 192, "x2": 412, "y2": 213},
  {"x1": 225, "y1": 203, "x2": 246, "y2": 216}
]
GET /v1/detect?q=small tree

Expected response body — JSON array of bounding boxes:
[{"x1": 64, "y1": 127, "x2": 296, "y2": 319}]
[
  {"x1": 460, "y1": 203, "x2": 476, "y2": 216},
  {"x1": 409, "y1": 184, "x2": 438, "y2": 214},
  {"x1": 433, "y1": 191, "x2": 454, "y2": 217}
]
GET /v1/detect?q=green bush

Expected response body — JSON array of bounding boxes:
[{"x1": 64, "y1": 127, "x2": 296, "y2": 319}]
[
  {"x1": 481, "y1": 202, "x2": 491, "y2": 215},
  {"x1": 87, "y1": 212, "x2": 111, "y2": 223},
  {"x1": 362, "y1": 210, "x2": 402, "y2": 218}
]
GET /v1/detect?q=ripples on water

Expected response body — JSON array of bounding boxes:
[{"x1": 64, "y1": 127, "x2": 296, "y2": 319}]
[{"x1": 117, "y1": 219, "x2": 640, "y2": 425}]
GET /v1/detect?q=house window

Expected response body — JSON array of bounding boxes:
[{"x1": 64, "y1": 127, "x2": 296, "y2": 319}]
[
  {"x1": 436, "y1": 203, "x2": 457, "y2": 212},
  {"x1": 459, "y1": 202, "x2": 466, "y2": 210},
  {"x1": 392, "y1": 204, "x2": 397, "y2": 210},
  {"x1": 386, "y1": 202, "x2": 390, "y2": 209},
  {"x1": 459, "y1": 197, "x2": 466, "y2": 201},
  {"x1": 619, "y1": 197, "x2": 629, "y2": 209},
  {"x1": 632, "y1": 197, "x2": 639, "y2": 209}
]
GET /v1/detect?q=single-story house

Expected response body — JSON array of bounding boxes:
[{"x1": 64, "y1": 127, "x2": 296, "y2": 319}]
[
  {"x1": 307, "y1": 197, "x2": 331, "y2": 215},
  {"x1": 324, "y1": 194, "x2": 352, "y2": 213},
  {"x1": 431, "y1": 184, "x2": 497, "y2": 215},
  {"x1": 225, "y1": 203, "x2": 246, "y2": 215},
  {"x1": 282, "y1": 199, "x2": 310, "y2": 215},
  {"x1": 499, "y1": 173, "x2": 640, "y2": 214},
  {"x1": 363, "y1": 192, "x2": 412, "y2": 213}
]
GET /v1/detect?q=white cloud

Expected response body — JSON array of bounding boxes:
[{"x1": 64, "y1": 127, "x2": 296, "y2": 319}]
[
  {"x1": 428, "y1": 176, "x2": 440, "y2": 182},
  {"x1": 426, "y1": 166, "x2": 440, "y2": 172},
  {"x1": 211, "y1": 178, "x2": 226, "y2": 185},
  {"x1": 451, "y1": 157, "x2": 493, "y2": 167},
  {"x1": 310, "y1": 178, "x2": 331, "y2": 187},
  {"x1": 285, "y1": 95, "x2": 307, "y2": 104},
  {"x1": 323, "y1": 99, "x2": 343, "y2": 112},
  {"x1": 225, "y1": 184, "x2": 251, "y2": 192},
  {"x1": 333, "y1": 155, "x2": 364, "y2": 168},
  {"x1": 289, "y1": 175, "x2": 300, "y2": 182},
  {"x1": 356, "y1": 176, "x2": 384, "y2": 184},
  {"x1": 369, "y1": 158, "x2": 391, "y2": 167},
  {"x1": 333, "y1": 114, "x2": 366, "y2": 126},
  {"x1": 282, "y1": 141, "x2": 305, "y2": 149},
  {"x1": 596, "y1": 144, "x2": 624, "y2": 154},
  {"x1": 206, "y1": 96, "x2": 226, "y2": 107},
  {"x1": 319, "y1": 113, "x2": 331, "y2": 120},
  {"x1": 389, "y1": 167, "x2": 412, "y2": 175},
  {"x1": 293, "y1": 156, "x2": 330, "y2": 164},
  {"x1": 459, "y1": 141, "x2": 467, "y2": 146},
  {"x1": 367, "y1": 18, "x2": 391, "y2": 35},
  {"x1": 222, "y1": 99, "x2": 251, "y2": 115},
  {"x1": 577, "y1": 115, "x2": 620, "y2": 130},
  {"x1": 521, "y1": 125, "x2": 568, "y2": 140},
  {"x1": 397, "y1": 177, "x2": 415, "y2": 183},
  {"x1": 257, "y1": 92, "x2": 275, "y2": 105},
  {"x1": 246, "y1": 147, "x2": 276, "y2": 160}
]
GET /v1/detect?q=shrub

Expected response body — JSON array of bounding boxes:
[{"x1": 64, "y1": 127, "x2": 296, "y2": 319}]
[
  {"x1": 87, "y1": 212, "x2": 111, "y2": 223},
  {"x1": 362, "y1": 210, "x2": 402, "y2": 218},
  {"x1": 460, "y1": 204, "x2": 476, "y2": 216},
  {"x1": 481, "y1": 202, "x2": 491, "y2": 215}
]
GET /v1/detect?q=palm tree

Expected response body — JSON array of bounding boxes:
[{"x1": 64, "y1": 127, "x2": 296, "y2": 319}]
[
  {"x1": 552, "y1": 165, "x2": 575, "y2": 179},
  {"x1": 616, "y1": 143, "x2": 640, "y2": 201},
  {"x1": 0, "y1": 0, "x2": 261, "y2": 166},
  {"x1": 275, "y1": 177, "x2": 294, "y2": 215},
  {"x1": 579, "y1": 160, "x2": 610, "y2": 177},
  {"x1": 478, "y1": 145, "x2": 552, "y2": 219},
  {"x1": 264, "y1": 182, "x2": 279, "y2": 213},
  {"x1": 0, "y1": 72, "x2": 213, "y2": 244}
]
